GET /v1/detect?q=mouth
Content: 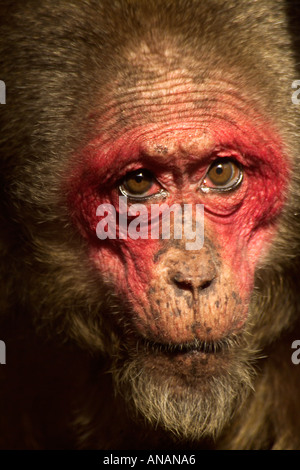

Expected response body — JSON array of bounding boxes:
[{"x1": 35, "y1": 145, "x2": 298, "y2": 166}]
[
  {"x1": 139, "y1": 335, "x2": 238, "y2": 356},
  {"x1": 131, "y1": 336, "x2": 241, "y2": 381}
]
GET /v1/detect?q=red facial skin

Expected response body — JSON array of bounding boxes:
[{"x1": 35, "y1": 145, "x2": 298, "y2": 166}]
[{"x1": 66, "y1": 77, "x2": 289, "y2": 349}]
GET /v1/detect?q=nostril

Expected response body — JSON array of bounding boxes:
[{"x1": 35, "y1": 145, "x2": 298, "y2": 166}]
[
  {"x1": 201, "y1": 280, "x2": 213, "y2": 290},
  {"x1": 172, "y1": 273, "x2": 214, "y2": 292},
  {"x1": 173, "y1": 275, "x2": 194, "y2": 292}
]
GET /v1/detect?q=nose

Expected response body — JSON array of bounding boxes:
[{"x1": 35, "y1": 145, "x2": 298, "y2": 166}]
[{"x1": 167, "y1": 247, "x2": 217, "y2": 298}]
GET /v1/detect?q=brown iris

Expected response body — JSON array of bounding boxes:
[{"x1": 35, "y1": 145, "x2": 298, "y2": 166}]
[
  {"x1": 204, "y1": 159, "x2": 242, "y2": 190},
  {"x1": 121, "y1": 169, "x2": 154, "y2": 197}
]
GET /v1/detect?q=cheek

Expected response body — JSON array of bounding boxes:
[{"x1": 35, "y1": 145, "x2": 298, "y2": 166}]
[
  {"x1": 90, "y1": 238, "x2": 160, "y2": 297},
  {"x1": 215, "y1": 221, "x2": 278, "y2": 301}
]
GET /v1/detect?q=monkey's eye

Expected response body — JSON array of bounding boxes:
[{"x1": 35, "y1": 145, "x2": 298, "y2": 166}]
[
  {"x1": 200, "y1": 159, "x2": 243, "y2": 193},
  {"x1": 119, "y1": 169, "x2": 165, "y2": 200}
]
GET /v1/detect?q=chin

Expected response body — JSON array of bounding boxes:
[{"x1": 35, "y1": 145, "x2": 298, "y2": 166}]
[{"x1": 111, "y1": 333, "x2": 256, "y2": 441}]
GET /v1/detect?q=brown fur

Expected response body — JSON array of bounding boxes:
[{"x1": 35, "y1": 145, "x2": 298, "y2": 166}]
[{"x1": 0, "y1": 0, "x2": 300, "y2": 449}]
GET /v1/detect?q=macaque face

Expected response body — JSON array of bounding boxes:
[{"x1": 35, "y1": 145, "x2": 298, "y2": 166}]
[{"x1": 67, "y1": 59, "x2": 289, "y2": 385}]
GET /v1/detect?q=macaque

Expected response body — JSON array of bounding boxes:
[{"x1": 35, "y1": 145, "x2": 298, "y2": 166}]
[{"x1": 0, "y1": 0, "x2": 300, "y2": 450}]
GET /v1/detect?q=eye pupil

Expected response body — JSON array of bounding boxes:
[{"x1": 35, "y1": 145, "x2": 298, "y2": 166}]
[
  {"x1": 135, "y1": 173, "x2": 144, "y2": 183},
  {"x1": 215, "y1": 165, "x2": 223, "y2": 175}
]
